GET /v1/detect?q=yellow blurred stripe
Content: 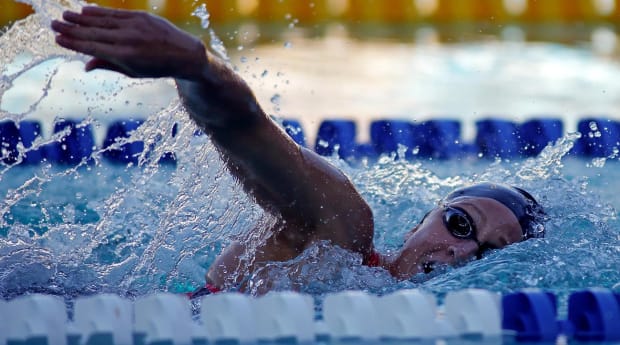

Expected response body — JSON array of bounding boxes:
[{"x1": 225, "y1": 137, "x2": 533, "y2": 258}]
[
  {"x1": 256, "y1": 0, "x2": 292, "y2": 22},
  {"x1": 433, "y1": 0, "x2": 508, "y2": 22},
  {"x1": 521, "y1": 0, "x2": 599, "y2": 22},
  {"x1": 292, "y1": 0, "x2": 330, "y2": 24},
  {"x1": 160, "y1": 0, "x2": 241, "y2": 24},
  {"x1": 2, "y1": 0, "x2": 620, "y2": 30},
  {"x1": 346, "y1": 0, "x2": 419, "y2": 23}
]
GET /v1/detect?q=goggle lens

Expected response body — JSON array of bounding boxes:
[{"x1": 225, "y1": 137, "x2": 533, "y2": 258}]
[{"x1": 443, "y1": 206, "x2": 475, "y2": 239}]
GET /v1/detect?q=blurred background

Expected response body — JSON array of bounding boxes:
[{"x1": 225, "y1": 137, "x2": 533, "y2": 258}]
[
  {"x1": 4, "y1": 0, "x2": 620, "y2": 143},
  {"x1": 5, "y1": 0, "x2": 620, "y2": 41}
]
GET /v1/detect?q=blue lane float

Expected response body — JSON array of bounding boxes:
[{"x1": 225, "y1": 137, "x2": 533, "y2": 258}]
[
  {"x1": 102, "y1": 119, "x2": 145, "y2": 165},
  {"x1": 573, "y1": 118, "x2": 620, "y2": 157},
  {"x1": 369, "y1": 120, "x2": 415, "y2": 159},
  {"x1": 568, "y1": 288, "x2": 620, "y2": 342},
  {"x1": 413, "y1": 119, "x2": 462, "y2": 159},
  {"x1": 2, "y1": 288, "x2": 619, "y2": 345},
  {"x1": 282, "y1": 119, "x2": 306, "y2": 147},
  {"x1": 0, "y1": 120, "x2": 43, "y2": 165},
  {"x1": 45, "y1": 119, "x2": 96, "y2": 165},
  {"x1": 519, "y1": 118, "x2": 564, "y2": 157},
  {"x1": 475, "y1": 119, "x2": 521, "y2": 159},
  {"x1": 314, "y1": 119, "x2": 357, "y2": 159},
  {"x1": 18, "y1": 121, "x2": 44, "y2": 165},
  {"x1": 7, "y1": 116, "x2": 620, "y2": 166},
  {"x1": 501, "y1": 290, "x2": 561, "y2": 342},
  {"x1": 0, "y1": 121, "x2": 22, "y2": 165}
]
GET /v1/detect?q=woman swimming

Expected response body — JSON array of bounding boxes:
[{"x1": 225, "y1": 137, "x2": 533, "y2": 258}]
[{"x1": 50, "y1": 6, "x2": 546, "y2": 293}]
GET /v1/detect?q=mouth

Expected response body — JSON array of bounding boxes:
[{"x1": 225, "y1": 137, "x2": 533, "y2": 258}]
[{"x1": 422, "y1": 261, "x2": 435, "y2": 274}]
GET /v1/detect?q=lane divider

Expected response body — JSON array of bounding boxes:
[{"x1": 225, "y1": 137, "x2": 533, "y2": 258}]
[
  {"x1": 101, "y1": 119, "x2": 145, "y2": 164},
  {"x1": 0, "y1": 288, "x2": 618, "y2": 345},
  {"x1": 573, "y1": 117, "x2": 620, "y2": 157},
  {"x1": 1, "y1": 117, "x2": 619, "y2": 167},
  {"x1": 502, "y1": 290, "x2": 562, "y2": 342},
  {"x1": 72, "y1": 294, "x2": 133, "y2": 345},
  {"x1": 45, "y1": 119, "x2": 96, "y2": 165}
]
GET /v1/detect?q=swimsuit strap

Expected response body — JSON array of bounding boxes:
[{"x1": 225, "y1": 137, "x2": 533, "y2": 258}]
[
  {"x1": 186, "y1": 282, "x2": 222, "y2": 299},
  {"x1": 363, "y1": 249, "x2": 381, "y2": 267}
]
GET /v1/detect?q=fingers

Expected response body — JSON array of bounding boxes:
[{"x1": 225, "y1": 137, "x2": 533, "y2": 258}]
[
  {"x1": 85, "y1": 58, "x2": 128, "y2": 75},
  {"x1": 61, "y1": 6, "x2": 137, "y2": 28},
  {"x1": 55, "y1": 34, "x2": 120, "y2": 59},
  {"x1": 51, "y1": 20, "x2": 121, "y2": 44},
  {"x1": 81, "y1": 6, "x2": 135, "y2": 18},
  {"x1": 62, "y1": 11, "x2": 122, "y2": 29}
]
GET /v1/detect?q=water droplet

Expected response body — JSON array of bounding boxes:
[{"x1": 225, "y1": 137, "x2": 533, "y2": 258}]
[
  {"x1": 209, "y1": 29, "x2": 229, "y2": 61},
  {"x1": 284, "y1": 41, "x2": 293, "y2": 49},
  {"x1": 261, "y1": 70, "x2": 268, "y2": 78},
  {"x1": 270, "y1": 94, "x2": 281, "y2": 105},
  {"x1": 240, "y1": 56, "x2": 248, "y2": 63},
  {"x1": 589, "y1": 121, "x2": 599, "y2": 131},
  {"x1": 191, "y1": 4, "x2": 211, "y2": 29},
  {"x1": 592, "y1": 157, "x2": 607, "y2": 168}
]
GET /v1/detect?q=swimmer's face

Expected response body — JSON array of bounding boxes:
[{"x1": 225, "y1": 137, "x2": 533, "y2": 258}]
[{"x1": 391, "y1": 196, "x2": 523, "y2": 279}]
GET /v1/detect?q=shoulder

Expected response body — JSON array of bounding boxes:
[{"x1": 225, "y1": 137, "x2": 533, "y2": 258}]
[{"x1": 298, "y1": 148, "x2": 375, "y2": 255}]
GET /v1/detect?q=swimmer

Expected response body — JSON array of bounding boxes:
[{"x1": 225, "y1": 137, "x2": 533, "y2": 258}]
[{"x1": 50, "y1": 7, "x2": 546, "y2": 293}]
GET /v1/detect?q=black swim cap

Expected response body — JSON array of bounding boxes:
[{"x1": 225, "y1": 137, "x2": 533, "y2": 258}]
[{"x1": 444, "y1": 182, "x2": 546, "y2": 239}]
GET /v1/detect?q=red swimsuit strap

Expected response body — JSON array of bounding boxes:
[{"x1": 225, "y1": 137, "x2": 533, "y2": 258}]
[
  {"x1": 204, "y1": 283, "x2": 222, "y2": 293},
  {"x1": 363, "y1": 249, "x2": 381, "y2": 267},
  {"x1": 186, "y1": 282, "x2": 222, "y2": 298}
]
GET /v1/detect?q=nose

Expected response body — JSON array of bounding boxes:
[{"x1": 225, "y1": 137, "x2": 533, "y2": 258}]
[{"x1": 447, "y1": 240, "x2": 480, "y2": 263}]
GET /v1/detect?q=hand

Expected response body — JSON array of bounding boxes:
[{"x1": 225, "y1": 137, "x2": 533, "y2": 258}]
[{"x1": 51, "y1": 6, "x2": 207, "y2": 80}]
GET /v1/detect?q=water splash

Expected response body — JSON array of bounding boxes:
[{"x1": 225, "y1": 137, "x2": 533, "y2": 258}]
[
  {"x1": 208, "y1": 29, "x2": 229, "y2": 62},
  {"x1": 189, "y1": 3, "x2": 230, "y2": 63},
  {"x1": 262, "y1": 135, "x2": 620, "y2": 298},
  {"x1": 0, "y1": 0, "x2": 260, "y2": 297},
  {"x1": 191, "y1": 3, "x2": 210, "y2": 30},
  {"x1": 0, "y1": 0, "x2": 618, "y2": 300}
]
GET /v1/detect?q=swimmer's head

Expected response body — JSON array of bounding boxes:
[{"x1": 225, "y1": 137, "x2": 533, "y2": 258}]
[
  {"x1": 390, "y1": 182, "x2": 546, "y2": 279},
  {"x1": 444, "y1": 182, "x2": 546, "y2": 240}
]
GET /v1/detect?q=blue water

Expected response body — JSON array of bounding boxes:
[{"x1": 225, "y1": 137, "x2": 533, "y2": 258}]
[
  {"x1": 1, "y1": 140, "x2": 619, "y2": 306},
  {"x1": 0, "y1": 1, "x2": 619, "y2": 320}
]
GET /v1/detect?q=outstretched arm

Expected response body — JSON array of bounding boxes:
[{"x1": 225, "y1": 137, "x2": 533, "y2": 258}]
[{"x1": 51, "y1": 7, "x2": 374, "y2": 255}]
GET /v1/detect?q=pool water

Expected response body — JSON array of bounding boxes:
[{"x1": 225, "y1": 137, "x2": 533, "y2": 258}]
[{"x1": 0, "y1": 0, "x2": 619, "y2": 319}]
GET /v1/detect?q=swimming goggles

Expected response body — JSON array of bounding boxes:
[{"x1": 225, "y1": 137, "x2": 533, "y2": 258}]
[
  {"x1": 442, "y1": 205, "x2": 493, "y2": 259},
  {"x1": 442, "y1": 205, "x2": 477, "y2": 241}
]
